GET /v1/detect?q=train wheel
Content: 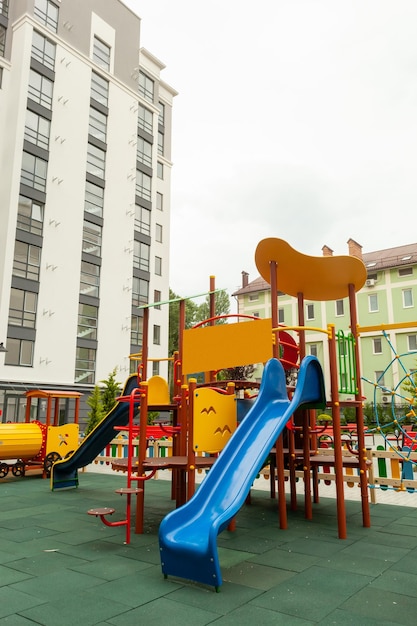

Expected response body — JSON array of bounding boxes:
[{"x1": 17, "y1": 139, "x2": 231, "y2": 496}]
[
  {"x1": 0, "y1": 463, "x2": 9, "y2": 478},
  {"x1": 44, "y1": 452, "x2": 61, "y2": 477},
  {"x1": 12, "y1": 461, "x2": 25, "y2": 477}
]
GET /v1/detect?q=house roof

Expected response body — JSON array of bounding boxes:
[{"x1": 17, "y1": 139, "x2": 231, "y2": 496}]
[{"x1": 362, "y1": 242, "x2": 417, "y2": 273}]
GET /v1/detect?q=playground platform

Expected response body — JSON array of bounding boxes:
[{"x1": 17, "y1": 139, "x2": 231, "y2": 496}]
[{"x1": 2, "y1": 470, "x2": 417, "y2": 625}]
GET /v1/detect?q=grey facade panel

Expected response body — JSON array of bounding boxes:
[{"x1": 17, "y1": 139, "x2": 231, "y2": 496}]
[{"x1": 58, "y1": 0, "x2": 141, "y2": 91}]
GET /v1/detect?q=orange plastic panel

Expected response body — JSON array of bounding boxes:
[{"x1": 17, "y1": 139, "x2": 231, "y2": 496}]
[
  {"x1": 182, "y1": 319, "x2": 273, "y2": 376},
  {"x1": 255, "y1": 238, "x2": 367, "y2": 301},
  {"x1": 193, "y1": 388, "x2": 236, "y2": 454}
]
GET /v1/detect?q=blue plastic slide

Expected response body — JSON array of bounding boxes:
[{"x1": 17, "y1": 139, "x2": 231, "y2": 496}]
[
  {"x1": 159, "y1": 356, "x2": 325, "y2": 588},
  {"x1": 51, "y1": 374, "x2": 139, "y2": 490}
]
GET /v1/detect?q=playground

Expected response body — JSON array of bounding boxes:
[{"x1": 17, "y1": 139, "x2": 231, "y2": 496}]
[{"x1": 2, "y1": 237, "x2": 417, "y2": 601}]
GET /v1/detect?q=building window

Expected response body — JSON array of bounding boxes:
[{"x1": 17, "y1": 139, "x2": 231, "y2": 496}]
[
  {"x1": 309, "y1": 344, "x2": 318, "y2": 357},
  {"x1": 0, "y1": 66, "x2": 3, "y2": 87},
  {"x1": 82, "y1": 221, "x2": 102, "y2": 256},
  {"x1": 249, "y1": 293, "x2": 258, "y2": 302},
  {"x1": 138, "y1": 104, "x2": 153, "y2": 133},
  {"x1": 133, "y1": 241, "x2": 150, "y2": 272},
  {"x1": 85, "y1": 181, "x2": 104, "y2": 217},
  {"x1": 368, "y1": 293, "x2": 378, "y2": 313},
  {"x1": 132, "y1": 277, "x2": 149, "y2": 307},
  {"x1": 89, "y1": 107, "x2": 107, "y2": 143},
  {"x1": 152, "y1": 361, "x2": 160, "y2": 376},
  {"x1": 399, "y1": 267, "x2": 413, "y2": 277},
  {"x1": 8, "y1": 288, "x2": 37, "y2": 328},
  {"x1": 157, "y1": 131, "x2": 164, "y2": 156},
  {"x1": 373, "y1": 338, "x2": 382, "y2": 354},
  {"x1": 153, "y1": 324, "x2": 161, "y2": 345},
  {"x1": 24, "y1": 110, "x2": 51, "y2": 151},
  {"x1": 91, "y1": 71, "x2": 109, "y2": 107},
  {"x1": 0, "y1": 1, "x2": 8, "y2": 18},
  {"x1": 136, "y1": 137, "x2": 152, "y2": 167},
  {"x1": 93, "y1": 36, "x2": 111, "y2": 71},
  {"x1": 403, "y1": 288, "x2": 413, "y2": 308},
  {"x1": 28, "y1": 69, "x2": 53, "y2": 109},
  {"x1": 31, "y1": 31, "x2": 56, "y2": 70},
  {"x1": 4, "y1": 338, "x2": 34, "y2": 367},
  {"x1": 135, "y1": 170, "x2": 151, "y2": 201},
  {"x1": 86, "y1": 144, "x2": 106, "y2": 179},
  {"x1": 77, "y1": 303, "x2": 98, "y2": 340},
  {"x1": 17, "y1": 196, "x2": 44, "y2": 236},
  {"x1": 0, "y1": 25, "x2": 5, "y2": 57},
  {"x1": 34, "y1": 0, "x2": 59, "y2": 33},
  {"x1": 157, "y1": 162, "x2": 164, "y2": 179},
  {"x1": 375, "y1": 370, "x2": 385, "y2": 387},
  {"x1": 155, "y1": 256, "x2": 162, "y2": 276},
  {"x1": 408, "y1": 335, "x2": 417, "y2": 352},
  {"x1": 79, "y1": 261, "x2": 100, "y2": 297},
  {"x1": 75, "y1": 347, "x2": 96, "y2": 384},
  {"x1": 158, "y1": 102, "x2": 165, "y2": 126},
  {"x1": 335, "y1": 299, "x2": 344, "y2": 316},
  {"x1": 134, "y1": 205, "x2": 151, "y2": 235},
  {"x1": 252, "y1": 311, "x2": 260, "y2": 318},
  {"x1": 156, "y1": 192, "x2": 163, "y2": 211},
  {"x1": 306, "y1": 303, "x2": 315, "y2": 320},
  {"x1": 21, "y1": 152, "x2": 48, "y2": 192},
  {"x1": 155, "y1": 223, "x2": 163, "y2": 243},
  {"x1": 13, "y1": 241, "x2": 41, "y2": 281},
  {"x1": 138, "y1": 71, "x2": 154, "y2": 102},
  {"x1": 131, "y1": 315, "x2": 143, "y2": 345},
  {"x1": 154, "y1": 290, "x2": 161, "y2": 310},
  {"x1": 278, "y1": 308, "x2": 284, "y2": 324}
]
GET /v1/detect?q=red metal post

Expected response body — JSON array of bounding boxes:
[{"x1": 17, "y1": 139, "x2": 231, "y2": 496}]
[
  {"x1": 348, "y1": 283, "x2": 371, "y2": 528},
  {"x1": 269, "y1": 260, "x2": 287, "y2": 529}
]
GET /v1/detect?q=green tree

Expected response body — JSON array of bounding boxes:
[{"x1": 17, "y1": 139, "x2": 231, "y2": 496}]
[
  {"x1": 100, "y1": 367, "x2": 121, "y2": 414},
  {"x1": 217, "y1": 364, "x2": 255, "y2": 381},
  {"x1": 402, "y1": 365, "x2": 417, "y2": 401},
  {"x1": 85, "y1": 385, "x2": 105, "y2": 435},
  {"x1": 168, "y1": 288, "x2": 198, "y2": 355},
  {"x1": 195, "y1": 289, "x2": 230, "y2": 325}
]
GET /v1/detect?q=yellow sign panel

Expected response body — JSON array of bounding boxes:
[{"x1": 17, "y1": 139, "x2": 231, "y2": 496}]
[
  {"x1": 193, "y1": 388, "x2": 236, "y2": 454},
  {"x1": 46, "y1": 424, "x2": 79, "y2": 457},
  {"x1": 182, "y1": 318, "x2": 273, "y2": 376}
]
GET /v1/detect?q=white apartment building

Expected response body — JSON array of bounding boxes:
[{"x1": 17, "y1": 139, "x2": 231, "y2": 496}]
[{"x1": 0, "y1": 0, "x2": 176, "y2": 423}]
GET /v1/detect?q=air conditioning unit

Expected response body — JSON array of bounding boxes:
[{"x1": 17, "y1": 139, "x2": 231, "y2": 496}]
[
  {"x1": 365, "y1": 279, "x2": 375, "y2": 287},
  {"x1": 382, "y1": 395, "x2": 390, "y2": 403}
]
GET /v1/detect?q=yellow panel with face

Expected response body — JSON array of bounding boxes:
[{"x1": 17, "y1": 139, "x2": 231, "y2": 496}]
[{"x1": 193, "y1": 388, "x2": 237, "y2": 454}]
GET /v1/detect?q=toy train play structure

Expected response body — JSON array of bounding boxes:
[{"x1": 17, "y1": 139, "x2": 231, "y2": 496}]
[{"x1": 0, "y1": 389, "x2": 80, "y2": 478}]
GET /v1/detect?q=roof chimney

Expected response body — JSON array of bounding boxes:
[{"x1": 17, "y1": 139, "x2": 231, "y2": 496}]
[
  {"x1": 347, "y1": 238, "x2": 363, "y2": 259},
  {"x1": 322, "y1": 245, "x2": 333, "y2": 257},
  {"x1": 241, "y1": 271, "x2": 249, "y2": 288}
]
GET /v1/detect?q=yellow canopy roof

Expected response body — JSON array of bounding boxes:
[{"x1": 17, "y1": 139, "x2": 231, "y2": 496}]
[{"x1": 255, "y1": 238, "x2": 367, "y2": 301}]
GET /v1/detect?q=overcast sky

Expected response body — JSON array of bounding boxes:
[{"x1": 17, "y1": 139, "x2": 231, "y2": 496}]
[{"x1": 124, "y1": 0, "x2": 417, "y2": 301}]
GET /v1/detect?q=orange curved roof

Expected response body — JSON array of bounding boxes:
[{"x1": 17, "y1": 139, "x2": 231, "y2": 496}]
[{"x1": 255, "y1": 238, "x2": 367, "y2": 301}]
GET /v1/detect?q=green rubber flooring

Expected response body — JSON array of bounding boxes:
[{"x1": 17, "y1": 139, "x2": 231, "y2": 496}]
[{"x1": 1, "y1": 471, "x2": 417, "y2": 625}]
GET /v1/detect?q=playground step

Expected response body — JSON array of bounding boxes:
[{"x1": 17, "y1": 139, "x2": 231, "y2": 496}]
[{"x1": 87, "y1": 506, "x2": 115, "y2": 517}]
